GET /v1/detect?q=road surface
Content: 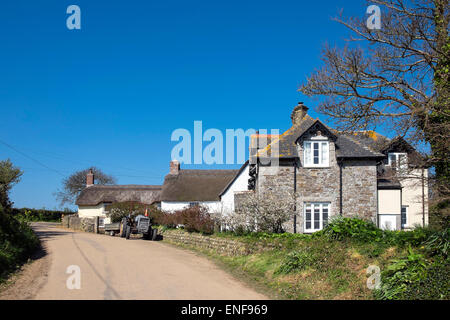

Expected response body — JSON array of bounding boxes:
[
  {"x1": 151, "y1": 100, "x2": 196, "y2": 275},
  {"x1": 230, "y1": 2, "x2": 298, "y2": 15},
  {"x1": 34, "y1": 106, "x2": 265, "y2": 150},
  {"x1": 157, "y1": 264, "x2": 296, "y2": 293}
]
[{"x1": 31, "y1": 223, "x2": 266, "y2": 300}]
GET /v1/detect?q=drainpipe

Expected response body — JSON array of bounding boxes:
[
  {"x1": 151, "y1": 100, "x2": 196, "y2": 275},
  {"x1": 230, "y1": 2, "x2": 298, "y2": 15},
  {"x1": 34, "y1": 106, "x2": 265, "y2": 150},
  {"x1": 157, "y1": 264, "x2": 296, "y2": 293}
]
[
  {"x1": 338, "y1": 159, "x2": 343, "y2": 216},
  {"x1": 400, "y1": 187, "x2": 403, "y2": 231},
  {"x1": 422, "y1": 168, "x2": 425, "y2": 227},
  {"x1": 293, "y1": 159, "x2": 297, "y2": 233}
]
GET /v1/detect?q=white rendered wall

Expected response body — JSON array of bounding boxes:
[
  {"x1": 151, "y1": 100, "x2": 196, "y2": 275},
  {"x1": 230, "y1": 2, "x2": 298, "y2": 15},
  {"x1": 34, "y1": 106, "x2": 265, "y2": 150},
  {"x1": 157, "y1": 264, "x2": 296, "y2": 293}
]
[{"x1": 220, "y1": 163, "x2": 249, "y2": 216}]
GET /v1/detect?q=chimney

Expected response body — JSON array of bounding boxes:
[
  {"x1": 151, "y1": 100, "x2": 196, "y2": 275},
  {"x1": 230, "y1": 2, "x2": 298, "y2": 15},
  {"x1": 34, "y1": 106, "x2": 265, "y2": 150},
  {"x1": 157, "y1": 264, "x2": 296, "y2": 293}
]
[
  {"x1": 86, "y1": 168, "x2": 94, "y2": 187},
  {"x1": 291, "y1": 102, "x2": 309, "y2": 125},
  {"x1": 170, "y1": 160, "x2": 180, "y2": 175}
]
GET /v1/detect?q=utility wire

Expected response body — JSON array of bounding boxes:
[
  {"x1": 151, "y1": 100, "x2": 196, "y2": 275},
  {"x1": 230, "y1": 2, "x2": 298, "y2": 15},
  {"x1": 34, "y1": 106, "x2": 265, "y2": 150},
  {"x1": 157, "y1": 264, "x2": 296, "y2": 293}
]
[
  {"x1": 6, "y1": 144, "x2": 164, "y2": 178},
  {"x1": 0, "y1": 139, "x2": 66, "y2": 177},
  {"x1": 0, "y1": 139, "x2": 165, "y2": 180}
]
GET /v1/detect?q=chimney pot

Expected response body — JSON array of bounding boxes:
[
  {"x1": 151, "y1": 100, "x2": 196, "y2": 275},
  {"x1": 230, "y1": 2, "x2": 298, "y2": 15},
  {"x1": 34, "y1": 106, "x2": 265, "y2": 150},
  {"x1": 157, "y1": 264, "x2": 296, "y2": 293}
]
[
  {"x1": 170, "y1": 160, "x2": 180, "y2": 175},
  {"x1": 291, "y1": 102, "x2": 309, "y2": 125},
  {"x1": 86, "y1": 168, "x2": 94, "y2": 187}
]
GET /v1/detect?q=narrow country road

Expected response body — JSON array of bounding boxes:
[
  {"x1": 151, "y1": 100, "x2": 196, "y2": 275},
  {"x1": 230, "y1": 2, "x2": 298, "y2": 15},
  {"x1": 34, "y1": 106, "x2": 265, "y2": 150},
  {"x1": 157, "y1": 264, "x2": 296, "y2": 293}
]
[{"x1": 31, "y1": 223, "x2": 266, "y2": 300}]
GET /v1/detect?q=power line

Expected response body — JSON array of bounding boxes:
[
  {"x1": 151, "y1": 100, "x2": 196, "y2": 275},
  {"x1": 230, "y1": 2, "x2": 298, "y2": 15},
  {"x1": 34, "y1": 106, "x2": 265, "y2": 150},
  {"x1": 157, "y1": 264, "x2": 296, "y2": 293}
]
[
  {"x1": 0, "y1": 139, "x2": 165, "y2": 180},
  {"x1": 0, "y1": 139, "x2": 66, "y2": 177},
  {"x1": 6, "y1": 144, "x2": 164, "y2": 177}
]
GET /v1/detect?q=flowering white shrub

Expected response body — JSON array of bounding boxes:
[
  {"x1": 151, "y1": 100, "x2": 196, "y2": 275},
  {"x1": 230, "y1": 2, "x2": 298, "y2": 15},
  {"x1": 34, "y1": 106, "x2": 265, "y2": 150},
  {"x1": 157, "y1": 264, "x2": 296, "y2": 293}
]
[{"x1": 222, "y1": 190, "x2": 296, "y2": 233}]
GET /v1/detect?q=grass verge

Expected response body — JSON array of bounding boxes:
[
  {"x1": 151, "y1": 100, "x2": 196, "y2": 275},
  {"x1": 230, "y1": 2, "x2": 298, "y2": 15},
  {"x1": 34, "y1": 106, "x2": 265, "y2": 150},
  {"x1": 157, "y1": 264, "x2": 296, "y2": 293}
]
[{"x1": 160, "y1": 230, "x2": 407, "y2": 300}]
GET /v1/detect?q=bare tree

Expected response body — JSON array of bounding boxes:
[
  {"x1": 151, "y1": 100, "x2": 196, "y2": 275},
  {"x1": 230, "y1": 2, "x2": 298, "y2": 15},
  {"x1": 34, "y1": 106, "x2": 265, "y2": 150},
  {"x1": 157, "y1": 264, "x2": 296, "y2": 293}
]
[
  {"x1": 299, "y1": 0, "x2": 449, "y2": 224},
  {"x1": 55, "y1": 167, "x2": 116, "y2": 206}
]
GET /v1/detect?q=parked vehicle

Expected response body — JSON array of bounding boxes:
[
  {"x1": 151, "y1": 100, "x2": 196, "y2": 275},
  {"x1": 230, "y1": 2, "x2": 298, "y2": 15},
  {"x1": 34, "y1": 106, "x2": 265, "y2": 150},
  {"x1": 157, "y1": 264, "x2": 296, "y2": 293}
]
[{"x1": 104, "y1": 215, "x2": 157, "y2": 240}]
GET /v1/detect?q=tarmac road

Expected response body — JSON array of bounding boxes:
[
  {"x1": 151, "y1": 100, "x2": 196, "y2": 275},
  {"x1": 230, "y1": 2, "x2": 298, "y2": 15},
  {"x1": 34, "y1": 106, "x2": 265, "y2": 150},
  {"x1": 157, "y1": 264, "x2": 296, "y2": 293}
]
[{"x1": 31, "y1": 222, "x2": 266, "y2": 300}]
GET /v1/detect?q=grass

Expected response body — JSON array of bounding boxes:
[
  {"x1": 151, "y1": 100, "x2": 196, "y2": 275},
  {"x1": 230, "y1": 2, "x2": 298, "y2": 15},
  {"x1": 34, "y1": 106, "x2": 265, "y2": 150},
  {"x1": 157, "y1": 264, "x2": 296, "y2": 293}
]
[{"x1": 161, "y1": 229, "x2": 407, "y2": 300}]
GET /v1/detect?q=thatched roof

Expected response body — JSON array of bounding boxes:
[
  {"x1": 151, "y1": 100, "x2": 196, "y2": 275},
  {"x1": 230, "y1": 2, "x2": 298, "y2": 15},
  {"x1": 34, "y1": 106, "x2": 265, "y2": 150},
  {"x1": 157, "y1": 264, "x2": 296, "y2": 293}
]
[
  {"x1": 76, "y1": 185, "x2": 162, "y2": 206},
  {"x1": 160, "y1": 170, "x2": 239, "y2": 202}
]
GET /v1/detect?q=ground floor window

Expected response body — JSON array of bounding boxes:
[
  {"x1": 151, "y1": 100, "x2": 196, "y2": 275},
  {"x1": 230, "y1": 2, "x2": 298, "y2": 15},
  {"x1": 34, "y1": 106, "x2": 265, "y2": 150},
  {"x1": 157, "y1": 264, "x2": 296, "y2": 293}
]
[
  {"x1": 401, "y1": 206, "x2": 408, "y2": 229},
  {"x1": 304, "y1": 202, "x2": 330, "y2": 232}
]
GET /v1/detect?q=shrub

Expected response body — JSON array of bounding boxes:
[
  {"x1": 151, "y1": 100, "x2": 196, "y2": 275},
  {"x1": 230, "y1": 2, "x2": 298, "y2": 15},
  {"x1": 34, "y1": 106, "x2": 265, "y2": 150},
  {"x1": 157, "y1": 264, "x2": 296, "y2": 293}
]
[
  {"x1": 401, "y1": 258, "x2": 450, "y2": 300},
  {"x1": 423, "y1": 228, "x2": 449, "y2": 258},
  {"x1": 11, "y1": 208, "x2": 73, "y2": 222},
  {"x1": 375, "y1": 247, "x2": 449, "y2": 300},
  {"x1": 243, "y1": 232, "x2": 311, "y2": 241},
  {"x1": 314, "y1": 217, "x2": 382, "y2": 241},
  {"x1": 275, "y1": 249, "x2": 316, "y2": 274},
  {"x1": 180, "y1": 206, "x2": 215, "y2": 234},
  {"x1": 385, "y1": 226, "x2": 432, "y2": 247},
  {"x1": 0, "y1": 209, "x2": 39, "y2": 281},
  {"x1": 374, "y1": 247, "x2": 429, "y2": 300},
  {"x1": 223, "y1": 190, "x2": 295, "y2": 234},
  {"x1": 155, "y1": 206, "x2": 215, "y2": 235}
]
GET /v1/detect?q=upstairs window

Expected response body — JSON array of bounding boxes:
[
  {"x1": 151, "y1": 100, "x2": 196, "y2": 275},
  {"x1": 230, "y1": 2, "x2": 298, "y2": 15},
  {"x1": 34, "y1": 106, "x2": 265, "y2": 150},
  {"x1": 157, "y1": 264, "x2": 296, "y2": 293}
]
[
  {"x1": 304, "y1": 141, "x2": 329, "y2": 167},
  {"x1": 388, "y1": 152, "x2": 408, "y2": 170}
]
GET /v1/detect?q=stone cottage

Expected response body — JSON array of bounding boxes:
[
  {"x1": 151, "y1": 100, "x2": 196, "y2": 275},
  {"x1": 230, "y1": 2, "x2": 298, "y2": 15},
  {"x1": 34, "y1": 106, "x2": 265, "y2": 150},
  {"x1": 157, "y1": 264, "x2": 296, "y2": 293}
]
[{"x1": 225, "y1": 102, "x2": 429, "y2": 233}]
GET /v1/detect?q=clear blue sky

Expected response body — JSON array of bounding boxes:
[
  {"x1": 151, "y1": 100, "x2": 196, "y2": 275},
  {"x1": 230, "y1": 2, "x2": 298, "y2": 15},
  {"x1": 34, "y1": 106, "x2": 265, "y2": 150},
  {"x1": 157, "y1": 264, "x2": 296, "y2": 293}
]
[{"x1": 0, "y1": 0, "x2": 373, "y2": 210}]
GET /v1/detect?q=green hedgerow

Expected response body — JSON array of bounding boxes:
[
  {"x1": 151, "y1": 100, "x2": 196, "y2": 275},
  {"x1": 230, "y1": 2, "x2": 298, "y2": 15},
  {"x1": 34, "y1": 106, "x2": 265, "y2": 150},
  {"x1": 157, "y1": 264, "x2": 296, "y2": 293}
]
[{"x1": 0, "y1": 209, "x2": 40, "y2": 281}]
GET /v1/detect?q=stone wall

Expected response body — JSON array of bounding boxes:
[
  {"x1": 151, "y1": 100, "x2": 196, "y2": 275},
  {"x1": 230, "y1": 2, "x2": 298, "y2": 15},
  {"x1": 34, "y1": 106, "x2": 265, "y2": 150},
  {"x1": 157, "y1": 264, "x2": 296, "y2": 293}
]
[
  {"x1": 160, "y1": 229, "x2": 278, "y2": 256},
  {"x1": 341, "y1": 160, "x2": 378, "y2": 223},
  {"x1": 255, "y1": 139, "x2": 378, "y2": 233},
  {"x1": 62, "y1": 215, "x2": 97, "y2": 233}
]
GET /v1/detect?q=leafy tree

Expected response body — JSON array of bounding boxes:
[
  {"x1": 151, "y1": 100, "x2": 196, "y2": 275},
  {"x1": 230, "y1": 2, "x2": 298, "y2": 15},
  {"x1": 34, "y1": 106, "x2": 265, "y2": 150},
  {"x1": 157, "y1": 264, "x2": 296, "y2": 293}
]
[
  {"x1": 299, "y1": 0, "x2": 449, "y2": 225},
  {"x1": 0, "y1": 159, "x2": 23, "y2": 211},
  {"x1": 55, "y1": 167, "x2": 116, "y2": 206}
]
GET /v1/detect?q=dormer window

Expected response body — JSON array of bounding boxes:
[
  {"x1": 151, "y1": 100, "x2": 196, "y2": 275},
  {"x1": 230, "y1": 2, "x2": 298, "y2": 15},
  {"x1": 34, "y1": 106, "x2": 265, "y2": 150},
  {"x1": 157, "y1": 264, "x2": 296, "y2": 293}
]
[
  {"x1": 388, "y1": 152, "x2": 408, "y2": 170},
  {"x1": 304, "y1": 141, "x2": 329, "y2": 167}
]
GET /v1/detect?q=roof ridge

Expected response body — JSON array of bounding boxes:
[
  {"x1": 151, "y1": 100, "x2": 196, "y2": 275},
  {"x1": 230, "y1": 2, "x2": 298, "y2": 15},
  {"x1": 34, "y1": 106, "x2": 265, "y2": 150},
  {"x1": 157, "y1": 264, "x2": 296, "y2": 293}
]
[{"x1": 89, "y1": 184, "x2": 162, "y2": 188}]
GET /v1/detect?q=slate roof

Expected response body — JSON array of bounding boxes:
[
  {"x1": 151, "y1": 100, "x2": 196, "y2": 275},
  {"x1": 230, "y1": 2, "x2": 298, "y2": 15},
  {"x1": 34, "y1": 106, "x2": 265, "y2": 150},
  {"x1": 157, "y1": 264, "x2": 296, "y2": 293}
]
[
  {"x1": 76, "y1": 185, "x2": 162, "y2": 206},
  {"x1": 254, "y1": 116, "x2": 385, "y2": 160},
  {"x1": 160, "y1": 169, "x2": 239, "y2": 202}
]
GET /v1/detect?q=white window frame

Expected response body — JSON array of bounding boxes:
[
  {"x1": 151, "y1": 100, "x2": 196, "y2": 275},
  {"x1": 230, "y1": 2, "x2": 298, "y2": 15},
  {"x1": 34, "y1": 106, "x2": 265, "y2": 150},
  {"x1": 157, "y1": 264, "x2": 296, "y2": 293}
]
[
  {"x1": 387, "y1": 152, "x2": 408, "y2": 170},
  {"x1": 304, "y1": 202, "x2": 330, "y2": 233},
  {"x1": 401, "y1": 205, "x2": 408, "y2": 229},
  {"x1": 303, "y1": 140, "x2": 329, "y2": 168}
]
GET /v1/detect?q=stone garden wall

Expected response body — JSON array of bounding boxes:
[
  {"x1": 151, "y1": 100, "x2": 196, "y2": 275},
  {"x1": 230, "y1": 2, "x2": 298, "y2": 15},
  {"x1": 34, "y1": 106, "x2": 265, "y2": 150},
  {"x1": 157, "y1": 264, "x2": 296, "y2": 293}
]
[
  {"x1": 160, "y1": 229, "x2": 279, "y2": 256},
  {"x1": 62, "y1": 215, "x2": 97, "y2": 233}
]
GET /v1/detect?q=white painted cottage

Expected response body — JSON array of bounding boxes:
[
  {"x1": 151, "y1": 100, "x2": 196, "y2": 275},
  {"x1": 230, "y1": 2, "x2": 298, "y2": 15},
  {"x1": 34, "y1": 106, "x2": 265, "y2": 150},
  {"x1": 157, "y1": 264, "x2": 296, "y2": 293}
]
[
  {"x1": 76, "y1": 169, "x2": 161, "y2": 224},
  {"x1": 219, "y1": 161, "x2": 250, "y2": 216},
  {"x1": 159, "y1": 160, "x2": 239, "y2": 216}
]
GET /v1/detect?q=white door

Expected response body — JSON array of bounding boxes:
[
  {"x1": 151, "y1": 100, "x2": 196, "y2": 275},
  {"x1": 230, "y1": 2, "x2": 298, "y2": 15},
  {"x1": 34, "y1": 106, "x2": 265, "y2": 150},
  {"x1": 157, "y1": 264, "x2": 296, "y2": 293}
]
[{"x1": 379, "y1": 215, "x2": 397, "y2": 231}]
